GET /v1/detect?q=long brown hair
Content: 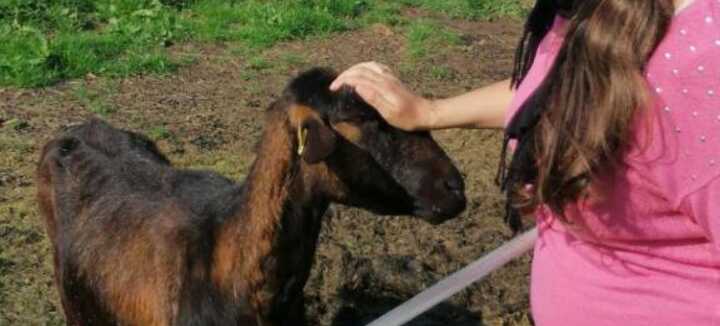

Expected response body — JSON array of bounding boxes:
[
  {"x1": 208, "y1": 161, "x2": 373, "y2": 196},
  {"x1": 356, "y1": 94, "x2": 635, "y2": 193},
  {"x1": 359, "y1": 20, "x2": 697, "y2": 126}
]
[{"x1": 501, "y1": 0, "x2": 674, "y2": 229}]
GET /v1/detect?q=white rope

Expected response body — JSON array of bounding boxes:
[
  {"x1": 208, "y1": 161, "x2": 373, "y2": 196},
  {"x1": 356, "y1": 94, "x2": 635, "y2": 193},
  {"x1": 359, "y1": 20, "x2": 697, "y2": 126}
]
[{"x1": 366, "y1": 227, "x2": 538, "y2": 326}]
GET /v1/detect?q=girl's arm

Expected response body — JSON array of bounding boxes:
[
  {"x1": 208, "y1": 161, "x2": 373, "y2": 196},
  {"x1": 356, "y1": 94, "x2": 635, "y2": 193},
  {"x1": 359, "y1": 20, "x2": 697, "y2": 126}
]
[
  {"x1": 330, "y1": 62, "x2": 514, "y2": 131},
  {"x1": 429, "y1": 79, "x2": 513, "y2": 130}
]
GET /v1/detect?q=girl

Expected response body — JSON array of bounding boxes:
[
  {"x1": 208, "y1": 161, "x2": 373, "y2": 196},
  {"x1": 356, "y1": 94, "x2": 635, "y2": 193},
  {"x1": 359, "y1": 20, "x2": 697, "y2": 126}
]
[{"x1": 330, "y1": 0, "x2": 720, "y2": 324}]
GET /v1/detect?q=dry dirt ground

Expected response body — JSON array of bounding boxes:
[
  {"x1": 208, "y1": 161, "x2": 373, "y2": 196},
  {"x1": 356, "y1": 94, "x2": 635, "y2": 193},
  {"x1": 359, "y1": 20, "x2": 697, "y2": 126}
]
[{"x1": 0, "y1": 14, "x2": 532, "y2": 326}]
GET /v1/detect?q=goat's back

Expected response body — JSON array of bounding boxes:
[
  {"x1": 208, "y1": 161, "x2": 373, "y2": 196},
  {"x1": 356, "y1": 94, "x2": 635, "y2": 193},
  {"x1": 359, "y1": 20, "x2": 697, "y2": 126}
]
[{"x1": 37, "y1": 120, "x2": 255, "y2": 325}]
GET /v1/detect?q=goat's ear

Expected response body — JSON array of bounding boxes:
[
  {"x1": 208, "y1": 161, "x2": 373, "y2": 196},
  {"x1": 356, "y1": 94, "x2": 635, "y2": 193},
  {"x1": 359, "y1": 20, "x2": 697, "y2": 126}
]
[
  {"x1": 289, "y1": 105, "x2": 337, "y2": 164},
  {"x1": 299, "y1": 118, "x2": 336, "y2": 164}
]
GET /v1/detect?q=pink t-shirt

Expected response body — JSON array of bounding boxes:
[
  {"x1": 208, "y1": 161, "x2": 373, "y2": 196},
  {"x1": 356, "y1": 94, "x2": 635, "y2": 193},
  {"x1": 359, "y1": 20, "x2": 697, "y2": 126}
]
[{"x1": 505, "y1": 1, "x2": 720, "y2": 325}]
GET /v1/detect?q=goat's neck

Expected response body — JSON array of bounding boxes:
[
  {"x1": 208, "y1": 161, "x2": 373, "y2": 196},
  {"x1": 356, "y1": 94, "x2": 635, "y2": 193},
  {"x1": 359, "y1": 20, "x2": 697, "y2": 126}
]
[{"x1": 212, "y1": 114, "x2": 329, "y2": 315}]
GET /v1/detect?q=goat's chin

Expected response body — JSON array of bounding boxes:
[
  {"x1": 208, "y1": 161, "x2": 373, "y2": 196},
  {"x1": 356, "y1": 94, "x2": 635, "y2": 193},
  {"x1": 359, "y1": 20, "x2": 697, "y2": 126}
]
[
  {"x1": 366, "y1": 208, "x2": 451, "y2": 225},
  {"x1": 412, "y1": 210, "x2": 456, "y2": 225},
  {"x1": 351, "y1": 197, "x2": 465, "y2": 224},
  {"x1": 412, "y1": 201, "x2": 466, "y2": 225}
]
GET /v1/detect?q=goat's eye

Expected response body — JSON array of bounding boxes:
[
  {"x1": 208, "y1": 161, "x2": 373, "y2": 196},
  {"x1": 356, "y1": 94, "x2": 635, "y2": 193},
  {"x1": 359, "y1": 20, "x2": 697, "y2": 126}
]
[
  {"x1": 377, "y1": 121, "x2": 395, "y2": 133},
  {"x1": 363, "y1": 120, "x2": 379, "y2": 129}
]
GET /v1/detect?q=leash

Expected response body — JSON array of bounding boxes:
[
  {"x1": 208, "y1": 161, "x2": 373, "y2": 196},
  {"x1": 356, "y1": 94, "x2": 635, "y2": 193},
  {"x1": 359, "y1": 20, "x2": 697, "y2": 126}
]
[{"x1": 366, "y1": 227, "x2": 538, "y2": 326}]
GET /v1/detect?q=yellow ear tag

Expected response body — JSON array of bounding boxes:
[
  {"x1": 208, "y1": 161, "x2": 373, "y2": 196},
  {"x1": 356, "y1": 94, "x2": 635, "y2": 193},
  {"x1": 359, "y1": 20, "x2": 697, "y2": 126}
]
[{"x1": 297, "y1": 127, "x2": 308, "y2": 156}]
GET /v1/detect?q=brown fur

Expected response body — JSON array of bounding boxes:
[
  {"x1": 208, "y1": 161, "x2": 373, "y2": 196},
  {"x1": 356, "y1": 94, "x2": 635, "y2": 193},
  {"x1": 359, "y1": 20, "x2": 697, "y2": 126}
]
[
  {"x1": 332, "y1": 122, "x2": 363, "y2": 144},
  {"x1": 212, "y1": 108, "x2": 296, "y2": 310}
]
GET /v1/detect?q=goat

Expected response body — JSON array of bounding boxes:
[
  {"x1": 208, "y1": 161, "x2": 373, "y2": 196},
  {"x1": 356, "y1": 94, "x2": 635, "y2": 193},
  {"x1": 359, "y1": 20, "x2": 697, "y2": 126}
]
[{"x1": 36, "y1": 68, "x2": 467, "y2": 326}]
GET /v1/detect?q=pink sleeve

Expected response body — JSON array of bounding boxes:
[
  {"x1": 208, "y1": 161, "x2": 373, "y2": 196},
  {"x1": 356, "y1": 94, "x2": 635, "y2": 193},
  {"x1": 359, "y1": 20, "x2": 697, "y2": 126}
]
[{"x1": 679, "y1": 177, "x2": 720, "y2": 249}]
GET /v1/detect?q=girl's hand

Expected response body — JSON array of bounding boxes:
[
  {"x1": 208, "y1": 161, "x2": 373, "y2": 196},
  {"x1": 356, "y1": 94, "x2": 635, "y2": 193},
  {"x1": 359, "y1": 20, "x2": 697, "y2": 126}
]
[{"x1": 330, "y1": 62, "x2": 436, "y2": 131}]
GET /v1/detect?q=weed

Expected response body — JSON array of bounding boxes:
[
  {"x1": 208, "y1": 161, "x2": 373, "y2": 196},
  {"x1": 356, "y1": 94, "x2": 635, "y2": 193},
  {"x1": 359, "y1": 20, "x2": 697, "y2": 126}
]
[
  {"x1": 3, "y1": 119, "x2": 30, "y2": 132},
  {"x1": 399, "y1": 0, "x2": 528, "y2": 20},
  {"x1": 185, "y1": 0, "x2": 364, "y2": 48},
  {"x1": 429, "y1": 65, "x2": 455, "y2": 80},
  {"x1": 148, "y1": 126, "x2": 172, "y2": 140},
  {"x1": 73, "y1": 81, "x2": 118, "y2": 117},
  {"x1": 0, "y1": 0, "x2": 184, "y2": 87},
  {"x1": 278, "y1": 52, "x2": 307, "y2": 68},
  {"x1": 360, "y1": 1, "x2": 406, "y2": 26},
  {"x1": 247, "y1": 56, "x2": 272, "y2": 71}
]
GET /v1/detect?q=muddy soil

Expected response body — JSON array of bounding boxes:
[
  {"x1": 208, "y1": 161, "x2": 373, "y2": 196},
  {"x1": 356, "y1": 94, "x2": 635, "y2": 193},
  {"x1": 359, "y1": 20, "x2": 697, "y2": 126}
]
[{"x1": 0, "y1": 16, "x2": 531, "y2": 326}]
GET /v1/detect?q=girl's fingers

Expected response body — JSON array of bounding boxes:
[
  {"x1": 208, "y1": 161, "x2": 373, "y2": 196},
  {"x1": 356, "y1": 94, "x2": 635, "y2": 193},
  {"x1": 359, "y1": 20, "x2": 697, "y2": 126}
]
[
  {"x1": 358, "y1": 61, "x2": 393, "y2": 75},
  {"x1": 331, "y1": 74, "x2": 381, "y2": 93},
  {"x1": 330, "y1": 73, "x2": 397, "y2": 114},
  {"x1": 330, "y1": 64, "x2": 368, "y2": 90},
  {"x1": 329, "y1": 62, "x2": 422, "y2": 130},
  {"x1": 332, "y1": 69, "x2": 386, "y2": 91},
  {"x1": 338, "y1": 67, "x2": 386, "y2": 87},
  {"x1": 334, "y1": 77, "x2": 393, "y2": 111},
  {"x1": 331, "y1": 63, "x2": 395, "y2": 90},
  {"x1": 338, "y1": 77, "x2": 397, "y2": 117},
  {"x1": 355, "y1": 84, "x2": 394, "y2": 115}
]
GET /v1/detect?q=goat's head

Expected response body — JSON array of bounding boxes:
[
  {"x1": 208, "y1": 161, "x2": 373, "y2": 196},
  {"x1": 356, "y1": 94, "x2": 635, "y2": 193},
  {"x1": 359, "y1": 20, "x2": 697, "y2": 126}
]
[{"x1": 277, "y1": 68, "x2": 466, "y2": 224}]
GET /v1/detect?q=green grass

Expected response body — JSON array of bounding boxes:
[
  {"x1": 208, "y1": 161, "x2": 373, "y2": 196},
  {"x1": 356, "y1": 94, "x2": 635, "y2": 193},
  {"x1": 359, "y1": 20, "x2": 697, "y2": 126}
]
[
  {"x1": 73, "y1": 81, "x2": 118, "y2": 117},
  {"x1": 0, "y1": 0, "x2": 186, "y2": 87},
  {"x1": 406, "y1": 20, "x2": 462, "y2": 60},
  {"x1": 2, "y1": 119, "x2": 30, "y2": 134},
  {"x1": 185, "y1": 0, "x2": 361, "y2": 47},
  {"x1": 429, "y1": 65, "x2": 455, "y2": 80},
  {"x1": 358, "y1": 1, "x2": 406, "y2": 26},
  {"x1": 400, "y1": 0, "x2": 528, "y2": 20},
  {"x1": 0, "y1": 0, "x2": 528, "y2": 88},
  {"x1": 277, "y1": 52, "x2": 308, "y2": 68},
  {"x1": 247, "y1": 56, "x2": 272, "y2": 71},
  {"x1": 147, "y1": 125, "x2": 172, "y2": 140}
]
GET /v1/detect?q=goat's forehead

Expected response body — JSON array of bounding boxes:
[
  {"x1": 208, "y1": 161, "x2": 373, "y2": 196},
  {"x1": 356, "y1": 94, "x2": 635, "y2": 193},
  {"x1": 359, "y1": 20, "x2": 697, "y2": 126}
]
[{"x1": 327, "y1": 103, "x2": 378, "y2": 123}]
